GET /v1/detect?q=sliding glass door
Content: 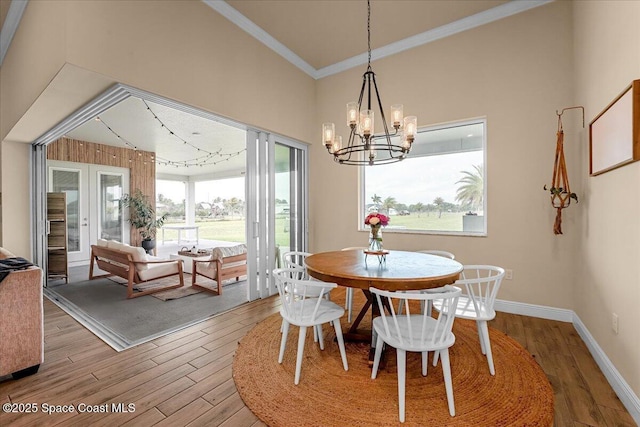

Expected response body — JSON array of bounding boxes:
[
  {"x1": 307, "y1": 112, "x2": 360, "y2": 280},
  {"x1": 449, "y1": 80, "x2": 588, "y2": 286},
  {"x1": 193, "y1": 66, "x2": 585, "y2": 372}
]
[
  {"x1": 246, "y1": 131, "x2": 308, "y2": 300},
  {"x1": 274, "y1": 142, "x2": 306, "y2": 255}
]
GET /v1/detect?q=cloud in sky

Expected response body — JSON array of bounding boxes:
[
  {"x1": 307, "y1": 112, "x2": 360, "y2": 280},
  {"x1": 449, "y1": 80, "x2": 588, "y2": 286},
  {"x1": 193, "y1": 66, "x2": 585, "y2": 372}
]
[{"x1": 365, "y1": 151, "x2": 483, "y2": 206}]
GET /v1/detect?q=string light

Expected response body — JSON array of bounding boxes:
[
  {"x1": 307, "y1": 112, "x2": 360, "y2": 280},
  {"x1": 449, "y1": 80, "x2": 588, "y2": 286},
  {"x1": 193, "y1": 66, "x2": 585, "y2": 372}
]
[
  {"x1": 93, "y1": 100, "x2": 246, "y2": 170},
  {"x1": 95, "y1": 115, "x2": 139, "y2": 151},
  {"x1": 141, "y1": 99, "x2": 245, "y2": 168}
]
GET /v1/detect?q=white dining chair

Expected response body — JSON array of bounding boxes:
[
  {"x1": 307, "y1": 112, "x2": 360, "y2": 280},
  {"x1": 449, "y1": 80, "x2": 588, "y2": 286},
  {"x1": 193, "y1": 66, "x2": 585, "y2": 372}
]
[
  {"x1": 273, "y1": 268, "x2": 349, "y2": 385},
  {"x1": 282, "y1": 251, "x2": 328, "y2": 342},
  {"x1": 397, "y1": 249, "x2": 457, "y2": 315},
  {"x1": 418, "y1": 249, "x2": 455, "y2": 260},
  {"x1": 340, "y1": 247, "x2": 368, "y2": 323},
  {"x1": 432, "y1": 265, "x2": 505, "y2": 375},
  {"x1": 283, "y1": 251, "x2": 313, "y2": 277},
  {"x1": 370, "y1": 285, "x2": 462, "y2": 422}
]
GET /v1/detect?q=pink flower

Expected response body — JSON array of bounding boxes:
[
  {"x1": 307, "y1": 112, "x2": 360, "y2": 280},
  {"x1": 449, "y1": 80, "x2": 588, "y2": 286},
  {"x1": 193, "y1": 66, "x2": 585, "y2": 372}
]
[{"x1": 365, "y1": 213, "x2": 389, "y2": 227}]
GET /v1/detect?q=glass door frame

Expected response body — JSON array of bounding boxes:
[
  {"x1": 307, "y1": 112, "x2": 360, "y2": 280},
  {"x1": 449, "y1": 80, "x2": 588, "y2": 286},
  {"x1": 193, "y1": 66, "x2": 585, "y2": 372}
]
[
  {"x1": 245, "y1": 130, "x2": 308, "y2": 301},
  {"x1": 47, "y1": 163, "x2": 86, "y2": 263}
]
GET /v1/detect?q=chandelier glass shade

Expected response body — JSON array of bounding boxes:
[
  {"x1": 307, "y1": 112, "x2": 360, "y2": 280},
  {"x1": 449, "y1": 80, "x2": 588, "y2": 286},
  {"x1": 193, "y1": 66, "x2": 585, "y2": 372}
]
[{"x1": 322, "y1": 1, "x2": 417, "y2": 166}]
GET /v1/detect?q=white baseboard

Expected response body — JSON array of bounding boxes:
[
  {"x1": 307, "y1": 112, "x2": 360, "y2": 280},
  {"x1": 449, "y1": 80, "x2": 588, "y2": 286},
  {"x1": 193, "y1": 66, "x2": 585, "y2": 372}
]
[
  {"x1": 495, "y1": 299, "x2": 640, "y2": 425},
  {"x1": 572, "y1": 314, "x2": 640, "y2": 425},
  {"x1": 495, "y1": 299, "x2": 574, "y2": 322}
]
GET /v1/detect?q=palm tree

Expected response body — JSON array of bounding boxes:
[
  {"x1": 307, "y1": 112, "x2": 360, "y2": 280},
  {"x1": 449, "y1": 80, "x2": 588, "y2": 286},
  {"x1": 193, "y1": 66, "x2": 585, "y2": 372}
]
[
  {"x1": 381, "y1": 196, "x2": 396, "y2": 215},
  {"x1": 413, "y1": 202, "x2": 425, "y2": 217},
  {"x1": 224, "y1": 197, "x2": 243, "y2": 219},
  {"x1": 371, "y1": 194, "x2": 382, "y2": 211},
  {"x1": 455, "y1": 164, "x2": 484, "y2": 212},
  {"x1": 433, "y1": 197, "x2": 445, "y2": 218}
]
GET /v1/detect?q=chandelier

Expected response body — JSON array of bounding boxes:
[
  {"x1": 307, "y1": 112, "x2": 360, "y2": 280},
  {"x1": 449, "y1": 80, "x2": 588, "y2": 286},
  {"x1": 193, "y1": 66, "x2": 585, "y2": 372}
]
[{"x1": 322, "y1": 0, "x2": 417, "y2": 166}]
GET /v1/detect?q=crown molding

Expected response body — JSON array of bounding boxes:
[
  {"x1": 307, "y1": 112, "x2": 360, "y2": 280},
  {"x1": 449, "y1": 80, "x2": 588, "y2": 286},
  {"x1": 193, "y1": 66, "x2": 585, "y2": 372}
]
[
  {"x1": 205, "y1": 0, "x2": 554, "y2": 80},
  {"x1": 1, "y1": 0, "x2": 554, "y2": 77},
  {"x1": 202, "y1": 0, "x2": 318, "y2": 78},
  {"x1": 0, "y1": 0, "x2": 29, "y2": 66},
  {"x1": 316, "y1": 0, "x2": 554, "y2": 78}
]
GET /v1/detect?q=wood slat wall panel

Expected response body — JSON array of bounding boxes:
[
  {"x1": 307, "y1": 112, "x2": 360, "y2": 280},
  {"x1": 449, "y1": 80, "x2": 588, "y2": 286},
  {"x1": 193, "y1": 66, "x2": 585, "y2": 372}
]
[{"x1": 47, "y1": 137, "x2": 157, "y2": 246}]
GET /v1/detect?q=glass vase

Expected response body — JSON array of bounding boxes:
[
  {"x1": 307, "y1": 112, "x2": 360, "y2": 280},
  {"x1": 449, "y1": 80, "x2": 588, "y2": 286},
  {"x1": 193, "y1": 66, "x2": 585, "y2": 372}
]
[{"x1": 369, "y1": 225, "x2": 383, "y2": 252}]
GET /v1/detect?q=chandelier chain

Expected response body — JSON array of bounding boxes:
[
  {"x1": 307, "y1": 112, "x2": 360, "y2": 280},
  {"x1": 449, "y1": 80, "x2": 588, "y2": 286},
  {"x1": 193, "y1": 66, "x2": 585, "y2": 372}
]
[
  {"x1": 321, "y1": 0, "x2": 417, "y2": 165},
  {"x1": 367, "y1": 0, "x2": 371, "y2": 66}
]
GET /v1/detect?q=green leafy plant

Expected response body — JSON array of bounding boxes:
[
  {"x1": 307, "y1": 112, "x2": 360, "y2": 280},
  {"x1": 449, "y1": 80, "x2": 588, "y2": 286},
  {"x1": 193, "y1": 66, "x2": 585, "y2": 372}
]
[
  {"x1": 120, "y1": 189, "x2": 168, "y2": 240},
  {"x1": 543, "y1": 185, "x2": 579, "y2": 203}
]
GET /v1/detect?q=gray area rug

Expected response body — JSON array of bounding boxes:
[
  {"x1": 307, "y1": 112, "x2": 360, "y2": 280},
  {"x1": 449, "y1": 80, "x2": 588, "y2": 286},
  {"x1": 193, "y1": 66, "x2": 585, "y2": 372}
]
[
  {"x1": 106, "y1": 273, "x2": 208, "y2": 300},
  {"x1": 46, "y1": 276, "x2": 248, "y2": 350}
]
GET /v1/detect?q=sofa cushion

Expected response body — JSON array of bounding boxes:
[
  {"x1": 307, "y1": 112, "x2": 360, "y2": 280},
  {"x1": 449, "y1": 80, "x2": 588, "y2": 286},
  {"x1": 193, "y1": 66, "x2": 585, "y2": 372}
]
[
  {"x1": 199, "y1": 244, "x2": 247, "y2": 276},
  {"x1": 107, "y1": 240, "x2": 125, "y2": 251},
  {"x1": 0, "y1": 262, "x2": 43, "y2": 376},
  {"x1": 138, "y1": 261, "x2": 179, "y2": 281},
  {"x1": 211, "y1": 244, "x2": 248, "y2": 263},
  {"x1": 117, "y1": 244, "x2": 149, "y2": 272}
]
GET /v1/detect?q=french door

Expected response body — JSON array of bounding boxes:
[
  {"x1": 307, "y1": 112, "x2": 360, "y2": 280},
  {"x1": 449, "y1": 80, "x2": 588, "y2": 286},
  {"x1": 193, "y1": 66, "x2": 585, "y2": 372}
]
[
  {"x1": 245, "y1": 131, "x2": 308, "y2": 301},
  {"x1": 48, "y1": 160, "x2": 130, "y2": 266}
]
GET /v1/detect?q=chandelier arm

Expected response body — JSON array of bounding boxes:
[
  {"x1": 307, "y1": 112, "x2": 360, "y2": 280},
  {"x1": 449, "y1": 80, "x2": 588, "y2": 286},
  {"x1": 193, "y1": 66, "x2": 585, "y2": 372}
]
[
  {"x1": 323, "y1": 0, "x2": 416, "y2": 166},
  {"x1": 370, "y1": 72, "x2": 395, "y2": 155},
  {"x1": 359, "y1": 74, "x2": 367, "y2": 105},
  {"x1": 341, "y1": 126, "x2": 359, "y2": 163},
  {"x1": 367, "y1": 72, "x2": 373, "y2": 111}
]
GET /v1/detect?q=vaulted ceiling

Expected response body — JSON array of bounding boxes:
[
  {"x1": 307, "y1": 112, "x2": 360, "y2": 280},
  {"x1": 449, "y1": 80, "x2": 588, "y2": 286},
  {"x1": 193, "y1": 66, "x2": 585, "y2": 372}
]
[{"x1": 1, "y1": 0, "x2": 551, "y2": 178}]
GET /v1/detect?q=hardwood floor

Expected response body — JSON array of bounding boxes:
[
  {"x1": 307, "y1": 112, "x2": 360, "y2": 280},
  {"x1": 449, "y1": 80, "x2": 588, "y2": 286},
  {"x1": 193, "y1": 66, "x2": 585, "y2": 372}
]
[{"x1": 0, "y1": 289, "x2": 635, "y2": 426}]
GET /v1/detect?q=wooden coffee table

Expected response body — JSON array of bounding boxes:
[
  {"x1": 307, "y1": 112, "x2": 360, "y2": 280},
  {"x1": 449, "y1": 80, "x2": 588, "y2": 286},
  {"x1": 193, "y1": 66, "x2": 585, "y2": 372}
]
[{"x1": 169, "y1": 251, "x2": 211, "y2": 274}]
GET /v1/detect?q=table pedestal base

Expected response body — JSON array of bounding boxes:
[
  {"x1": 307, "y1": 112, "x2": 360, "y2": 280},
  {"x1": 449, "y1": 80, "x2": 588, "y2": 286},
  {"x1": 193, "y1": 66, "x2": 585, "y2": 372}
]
[{"x1": 342, "y1": 289, "x2": 388, "y2": 367}]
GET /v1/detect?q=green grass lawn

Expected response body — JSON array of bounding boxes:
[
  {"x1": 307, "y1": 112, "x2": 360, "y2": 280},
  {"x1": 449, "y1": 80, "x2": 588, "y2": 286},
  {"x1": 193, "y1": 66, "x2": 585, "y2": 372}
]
[
  {"x1": 163, "y1": 217, "x2": 291, "y2": 246},
  {"x1": 386, "y1": 212, "x2": 464, "y2": 232},
  {"x1": 162, "y1": 212, "x2": 465, "y2": 245}
]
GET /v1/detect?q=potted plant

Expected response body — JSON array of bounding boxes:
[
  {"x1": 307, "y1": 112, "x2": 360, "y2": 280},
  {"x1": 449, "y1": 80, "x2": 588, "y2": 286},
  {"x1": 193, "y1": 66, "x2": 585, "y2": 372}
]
[{"x1": 120, "y1": 189, "x2": 168, "y2": 254}]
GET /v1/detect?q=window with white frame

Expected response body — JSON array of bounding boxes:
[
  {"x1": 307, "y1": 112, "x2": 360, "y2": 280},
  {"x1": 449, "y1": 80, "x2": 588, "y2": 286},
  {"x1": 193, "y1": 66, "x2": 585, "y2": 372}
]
[{"x1": 363, "y1": 119, "x2": 486, "y2": 235}]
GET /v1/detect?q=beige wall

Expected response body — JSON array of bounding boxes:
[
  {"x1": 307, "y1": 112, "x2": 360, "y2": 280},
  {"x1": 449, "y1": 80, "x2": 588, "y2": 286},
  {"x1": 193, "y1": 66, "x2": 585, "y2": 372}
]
[
  {"x1": 0, "y1": 140, "x2": 32, "y2": 258},
  {"x1": 0, "y1": 0, "x2": 67, "y2": 143},
  {"x1": 64, "y1": 0, "x2": 316, "y2": 144},
  {"x1": 312, "y1": 1, "x2": 577, "y2": 309},
  {"x1": 573, "y1": 0, "x2": 640, "y2": 397},
  {"x1": 0, "y1": 0, "x2": 316, "y2": 254}
]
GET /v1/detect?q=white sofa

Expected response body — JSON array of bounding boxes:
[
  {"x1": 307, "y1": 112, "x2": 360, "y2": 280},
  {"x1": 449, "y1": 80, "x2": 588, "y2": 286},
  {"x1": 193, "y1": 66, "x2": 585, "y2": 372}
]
[{"x1": 89, "y1": 239, "x2": 184, "y2": 298}]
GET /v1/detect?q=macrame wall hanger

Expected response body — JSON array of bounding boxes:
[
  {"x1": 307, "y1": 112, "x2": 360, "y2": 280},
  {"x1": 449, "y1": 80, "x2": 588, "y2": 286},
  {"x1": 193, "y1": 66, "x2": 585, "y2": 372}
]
[
  {"x1": 555, "y1": 106, "x2": 585, "y2": 127},
  {"x1": 545, "y1": 106, "x2": 584, "y2": 234}
]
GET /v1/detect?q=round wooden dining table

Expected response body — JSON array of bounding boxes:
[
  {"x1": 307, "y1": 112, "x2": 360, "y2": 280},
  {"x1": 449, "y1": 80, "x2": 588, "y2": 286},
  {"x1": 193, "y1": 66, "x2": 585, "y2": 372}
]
[
  {"x1": 305, "y1": 249, "x2": 463, "y2": 292},
  {"x1": 305, "y1": 249, "x2": 463, "y2": 359}
]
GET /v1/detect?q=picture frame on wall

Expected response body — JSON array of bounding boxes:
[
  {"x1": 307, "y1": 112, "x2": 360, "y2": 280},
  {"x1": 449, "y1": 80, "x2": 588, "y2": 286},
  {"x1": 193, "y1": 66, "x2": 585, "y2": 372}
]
[{"x1": 589, "y1": 79, "x2": 639, "y2": 176}]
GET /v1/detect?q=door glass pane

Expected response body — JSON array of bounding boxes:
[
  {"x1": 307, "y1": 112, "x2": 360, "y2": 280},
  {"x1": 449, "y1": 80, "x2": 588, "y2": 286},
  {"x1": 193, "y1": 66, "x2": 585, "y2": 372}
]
[
  {"x1": 51, "y1": 170, "x2": 80, "y2": 252},
  {"x1": 275, "y1": 143, "x2": 303, "y2": 255},
  {"x1": 99, "y1": 174, "x2": 124, "y2": 241}
]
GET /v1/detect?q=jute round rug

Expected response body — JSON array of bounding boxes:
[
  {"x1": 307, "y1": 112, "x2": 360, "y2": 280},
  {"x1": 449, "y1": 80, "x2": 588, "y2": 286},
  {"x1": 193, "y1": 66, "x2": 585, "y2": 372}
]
[{"x1": 233, "y1": 312, "x2": 554, "y2": 426}]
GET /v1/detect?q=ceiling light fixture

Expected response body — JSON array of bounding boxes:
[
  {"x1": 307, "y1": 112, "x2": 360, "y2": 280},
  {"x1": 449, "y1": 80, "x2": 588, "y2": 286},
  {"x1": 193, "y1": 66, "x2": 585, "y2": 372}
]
[{"x1": 322, "y1": 0, "x2": 417, "y2": 166}]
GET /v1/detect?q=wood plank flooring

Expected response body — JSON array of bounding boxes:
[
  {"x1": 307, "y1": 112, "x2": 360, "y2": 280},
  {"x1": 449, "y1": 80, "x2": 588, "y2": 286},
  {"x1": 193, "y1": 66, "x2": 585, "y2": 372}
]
[{"x1": 0, "y1": 289, "x2": 635, "y2": 426}]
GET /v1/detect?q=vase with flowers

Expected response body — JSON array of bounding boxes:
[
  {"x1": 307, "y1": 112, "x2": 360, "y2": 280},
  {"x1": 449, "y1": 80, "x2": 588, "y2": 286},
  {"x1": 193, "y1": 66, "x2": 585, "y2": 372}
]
[{"x1": 365, "y1": 212, "x2": 389, "y2": 252}]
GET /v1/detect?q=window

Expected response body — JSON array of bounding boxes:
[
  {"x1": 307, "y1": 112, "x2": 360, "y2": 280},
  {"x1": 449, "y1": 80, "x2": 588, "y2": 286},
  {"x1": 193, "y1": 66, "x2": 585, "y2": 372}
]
[{"x1": 363, "y1": 119, "x2": 486, "y2": 235}]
